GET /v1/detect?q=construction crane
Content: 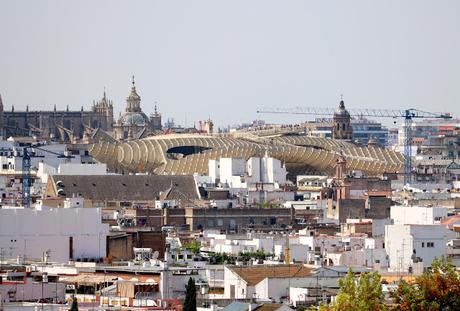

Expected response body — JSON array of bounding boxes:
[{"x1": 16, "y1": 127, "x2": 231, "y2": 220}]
[
  {"x1": 21, "y1": 145, "x2": 73, "y2": 209},
  {"x1": 256, "y1": 106, "x2": 452, "y2": 184}
]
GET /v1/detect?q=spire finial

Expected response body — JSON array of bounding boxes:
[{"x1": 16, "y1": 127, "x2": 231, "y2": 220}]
[
  {"x1": 132, "y1": 75, "x2": 135, "y2": 88},
  {"x1": 103, "y1": 86, "x2": 106, "y2": 98},
  {"x1": 339, "y1": 94, "x2": 345, "y2": 109}
]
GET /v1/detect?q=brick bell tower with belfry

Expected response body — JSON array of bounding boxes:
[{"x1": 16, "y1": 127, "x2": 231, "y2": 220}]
[{"x1": 334, "y1": 152, "x2": 350, "y2": 200}]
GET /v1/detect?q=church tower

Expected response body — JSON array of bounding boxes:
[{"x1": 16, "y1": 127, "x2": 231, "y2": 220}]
[
  {"x1": 332, "y1": 98, "x2": 352, "y2": 140},
  {"x1": 126, "y1": 75, "x2": 141, "y2": 113},
  {"x1": 149, "y1": 105, "x2": 162, "y2": 131},
  {"x1": 113, "y1": 76, "x2": 151, "y2": 140},
  {"x1": 92, "y1": 88, "x2": 114, "y2": 131}
]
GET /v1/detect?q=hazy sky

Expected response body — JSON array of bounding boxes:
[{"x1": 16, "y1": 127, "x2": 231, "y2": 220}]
[{"x1": 1, "y1": 0, "x2": 459, "y2": 127}]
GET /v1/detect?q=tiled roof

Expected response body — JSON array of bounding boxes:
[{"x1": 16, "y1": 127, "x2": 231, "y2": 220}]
[
  {"x1": 441, "y1": 215, "x2": 460, "y2": 226},
  {"x1": 229, "y1": 264, "x2": 313, "y2": 286},
  {"x1": 49, "y1": 175, "x2": 199, "y2": 201},
  {"x1": 257, "y1": 305, "x2": 294, "y2": 311}
]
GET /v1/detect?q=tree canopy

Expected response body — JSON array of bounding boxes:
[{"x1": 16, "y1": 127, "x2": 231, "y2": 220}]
[
  {"x1": 312, "y1": 269, "x2": 387, "y2": 311},
  {"x1": 69, "y1": 295, "x2": 78, "y2": 311},
  {"x1": 391, "y1": 256, "x2": 460, "y2": 310},
  {"x1": 184, "y1": 241, "x2": 201, "y2": 254},
  {"x1": 183, "y1": 277, "x2": 197, "y2": 311}
]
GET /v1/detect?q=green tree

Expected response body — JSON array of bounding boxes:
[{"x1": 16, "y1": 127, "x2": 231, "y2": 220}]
[
  {"x1": 391, "y1": 256, "x2": 460, "y2": 310},
  {"x1": 184, "y1": 241, "x2": 201, "y2": 254},
  {"x1": 316, "y1": 269, "x2": 386, "y2": 311},
  {"x1": 183, "y1": 277, "x2": 197, "y2": 311},
  {"x1": 69, "y1": 295, "x2": 78, "y2": 311}
]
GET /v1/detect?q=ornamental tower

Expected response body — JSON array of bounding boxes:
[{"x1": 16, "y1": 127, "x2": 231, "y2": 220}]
[{"x1": 332, "y1": 98, "x2": 352, "y2": 140}]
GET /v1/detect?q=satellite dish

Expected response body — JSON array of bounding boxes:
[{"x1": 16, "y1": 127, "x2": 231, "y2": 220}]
[{"x1": 152, "y1": 251, "x2": 159, "y2": 260}]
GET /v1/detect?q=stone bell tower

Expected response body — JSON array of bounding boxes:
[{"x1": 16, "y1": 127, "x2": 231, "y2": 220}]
[{"x1": 332, "y1": 98, "x2": 352, "y2": 140}]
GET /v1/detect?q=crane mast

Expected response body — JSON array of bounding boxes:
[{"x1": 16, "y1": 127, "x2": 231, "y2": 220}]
[{"x1": 20, "y1": 145, "x2": 73, "y2": 208}]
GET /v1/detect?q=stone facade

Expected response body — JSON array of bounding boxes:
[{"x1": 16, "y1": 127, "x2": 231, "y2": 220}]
[
  {"x1": 184, "y1": 207, "x2": 293, "y2": 232},
  {"x1": 0, "y1": 91, "x2": 113, "y2": 142},
  {"x1": 0, "y1": 77, "x2": 163, "y2": 142}
]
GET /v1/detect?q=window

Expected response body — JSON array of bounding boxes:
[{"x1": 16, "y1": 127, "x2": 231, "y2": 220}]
[
  {"x1": 422, "y1": 242, "x2": 425, "y2": 248},
  {"x1": 427, "y1": 242, "x2": 434, "y2": 248},
  {"x1": 2, "y1": 164, "x2": 7, "y2": 170},
  {"x1": 229, "y1": 219, "x2": 236, "y2": 230}
]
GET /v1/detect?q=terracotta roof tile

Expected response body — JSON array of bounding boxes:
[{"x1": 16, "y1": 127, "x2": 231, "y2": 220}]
[{"x1": 229, "y1": 264, "x2": 313, "y2": 286}]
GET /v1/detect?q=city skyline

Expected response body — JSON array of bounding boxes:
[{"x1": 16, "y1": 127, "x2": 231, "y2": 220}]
[{"x1": 1, "y1": 0, "x2": 460, "y2": 127}]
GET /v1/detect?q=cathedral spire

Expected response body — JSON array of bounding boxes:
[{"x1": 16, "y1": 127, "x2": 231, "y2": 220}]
[{"x1": 126, "y1": 75, "x2": 141, "y2": 112}]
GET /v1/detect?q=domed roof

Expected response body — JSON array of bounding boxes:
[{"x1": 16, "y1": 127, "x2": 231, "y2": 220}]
[
  {"x1": 119, "y1": 111, "x2": 150, "y2": 126},
  {"x1": 127, "y1": 86, "x2": 141, "y2": 102},
  {"x1": 334, "y1": 100, "x2": 350, "y2": 118}
]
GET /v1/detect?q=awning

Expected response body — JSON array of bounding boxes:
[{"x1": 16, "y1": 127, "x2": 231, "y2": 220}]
[{"x1": 61, "y1": 274, "x2": 115, "y2": 286}]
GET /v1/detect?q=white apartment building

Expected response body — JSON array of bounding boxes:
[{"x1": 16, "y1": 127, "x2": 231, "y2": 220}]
[
  {"x1": 385, "y1": 205, "x2": 454, "y2": 272},
  {"x1": 0, "y1": 207, "x2": 109, "y2": 263},
  {"x1": 390, "y1": 205, "x2": 448, "y2": 225},
  {"x1": 203, "y1": 232, "x2": 280, "y2": 255},
  {"x1": 385, "y1": 223, "x2": 453, "y2": 272},
  {"x1": 209, "y1": 156, "x2": 287, "y2": 188},
  {"x1": 0, "y1": 144, "x2": 79, "y2": 175}
]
